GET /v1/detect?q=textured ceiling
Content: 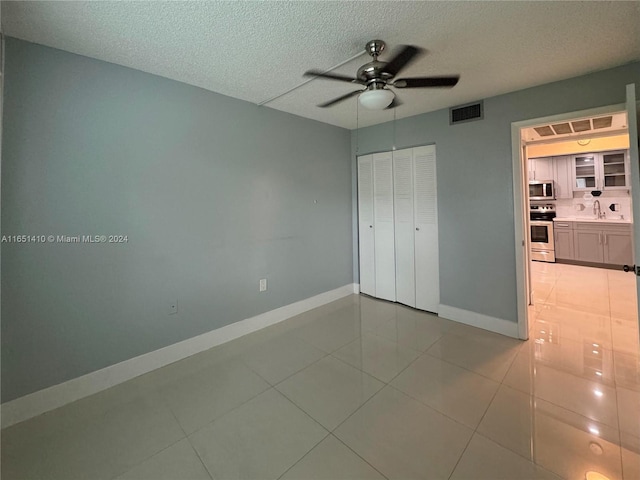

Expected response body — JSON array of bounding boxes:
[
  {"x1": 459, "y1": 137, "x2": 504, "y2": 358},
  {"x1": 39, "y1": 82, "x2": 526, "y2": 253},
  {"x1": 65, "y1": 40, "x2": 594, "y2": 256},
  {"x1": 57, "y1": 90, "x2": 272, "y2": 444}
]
[{"x1": 3, "y1": 1, "x2": 640, "y2": 129}]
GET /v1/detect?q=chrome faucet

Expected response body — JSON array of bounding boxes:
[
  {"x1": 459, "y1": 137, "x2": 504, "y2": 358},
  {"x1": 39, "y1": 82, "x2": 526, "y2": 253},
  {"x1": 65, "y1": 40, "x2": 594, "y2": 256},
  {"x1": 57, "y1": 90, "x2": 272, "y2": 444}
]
[{"x1": 593, "y1": 199, "x2": 606, "y2": 219}]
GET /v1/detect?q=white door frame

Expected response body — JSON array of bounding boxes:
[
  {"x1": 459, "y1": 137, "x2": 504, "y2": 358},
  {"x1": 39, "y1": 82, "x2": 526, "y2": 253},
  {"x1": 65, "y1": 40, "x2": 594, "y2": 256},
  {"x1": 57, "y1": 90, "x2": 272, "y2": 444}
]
[{"x1": 511, "y1": 103, "x2": 627, "y2": 339}]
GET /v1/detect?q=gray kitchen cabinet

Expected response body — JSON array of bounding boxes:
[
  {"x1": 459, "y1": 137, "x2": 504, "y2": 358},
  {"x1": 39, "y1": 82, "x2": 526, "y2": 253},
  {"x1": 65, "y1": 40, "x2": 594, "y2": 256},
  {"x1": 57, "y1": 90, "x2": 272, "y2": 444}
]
[
  {"x1": 603, "y1": 228, "x2": 633, "y2": 265},
  {"x1": 573, "y1": 222, "x2": 632, "y2": 265},
  {"x1": 574, "y1": 228, "x2": 604, "y2": 263},
  {"x1": 553, "y1": 156, "x2": 573, "y2": 199},
  {"x1": 554, "y1": 221, "x2": 574, "y2": 259}
]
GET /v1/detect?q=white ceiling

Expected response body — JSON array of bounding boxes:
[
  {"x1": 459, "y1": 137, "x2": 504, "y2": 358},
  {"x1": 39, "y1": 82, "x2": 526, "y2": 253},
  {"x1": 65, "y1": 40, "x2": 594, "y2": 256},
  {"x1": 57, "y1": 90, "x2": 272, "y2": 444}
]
[{"x1": 3, "y1": 1, "x2": 640, "y2": 130}]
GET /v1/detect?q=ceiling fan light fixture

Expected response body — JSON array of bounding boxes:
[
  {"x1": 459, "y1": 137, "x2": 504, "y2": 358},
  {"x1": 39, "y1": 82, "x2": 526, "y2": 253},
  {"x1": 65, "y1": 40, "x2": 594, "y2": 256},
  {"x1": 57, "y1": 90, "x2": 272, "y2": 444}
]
[{"x1": 359, "y1": 89, "x2": 395, "y2": 110}]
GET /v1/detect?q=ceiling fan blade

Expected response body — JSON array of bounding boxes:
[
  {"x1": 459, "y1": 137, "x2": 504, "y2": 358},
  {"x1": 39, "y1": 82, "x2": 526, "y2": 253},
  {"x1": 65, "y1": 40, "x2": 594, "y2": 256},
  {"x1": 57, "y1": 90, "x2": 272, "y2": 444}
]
[
  {"x1": 317, "y1": 89, "x2": 364, "y2": 108},
  {"x1": 393, "y1": 76, "x2": 460, "y2": 88},
  {"x1": 304, "y1": 69, "x2": 363, "y2": 84},
  {"x1": 382, "y1": 45, "x2": 423, "y2": 77}
]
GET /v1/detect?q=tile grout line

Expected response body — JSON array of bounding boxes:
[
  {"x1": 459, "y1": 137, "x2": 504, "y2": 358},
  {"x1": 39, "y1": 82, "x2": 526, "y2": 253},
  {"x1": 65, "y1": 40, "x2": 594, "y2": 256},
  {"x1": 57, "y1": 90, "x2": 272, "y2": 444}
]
[
  {"x1": 262, "y1": 333, "x2": 395, "y2": 480},
  {"x1": 422, "y1": 334, "x2": 522, "y2": 384},
  {"x1": 106, "y1": 390, "x2": 191, "y2": 480},
  {"x1": 179, "y1": 380, "x2": 268, "y2": 438},
  {"x1": 153, "y1": 365, "x2": 266, "y2": 480},
  {"x1": 442, "y1": 362, "x2": 513, "y2": 479},
  {"x1": 185, "y1": 434, "x2": 217, "y2": 480},
  {"x1": 446, "y1": 429, "x2": 475, "y2": 480},
  {"x1": 330, "y1": 433, "x2": 391, "y2": 480},
  {"x1": 108, "y1": 436, "x2": 190, "y2": 480},
  {"x1": 274, "y1": 430, "x2": 332, "y2": 480}
]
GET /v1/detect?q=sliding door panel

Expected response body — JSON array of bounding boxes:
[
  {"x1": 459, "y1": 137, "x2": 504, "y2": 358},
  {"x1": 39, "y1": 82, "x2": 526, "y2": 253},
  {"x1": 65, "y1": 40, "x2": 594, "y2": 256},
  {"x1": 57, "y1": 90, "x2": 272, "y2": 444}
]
[
  {"x1": 413, "y1": 145, "x2": 440, "y2": 313},
  {"x1": 357, "y1": 155, "x2": 375, "y2": 296},
  {"x1": 393, "y1": 148, "x2": 416, "y2": 307},
  {"x1": 373, "y1": 152, "x2": 396, "y2": 301}
]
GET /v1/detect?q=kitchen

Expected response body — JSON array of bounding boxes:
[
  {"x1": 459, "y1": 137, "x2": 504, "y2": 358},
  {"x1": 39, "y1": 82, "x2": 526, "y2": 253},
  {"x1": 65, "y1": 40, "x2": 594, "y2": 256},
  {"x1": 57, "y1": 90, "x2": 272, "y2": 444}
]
[
  {"x1": 522, "y1": 110, "x2": 638, "y2": 391},
  {"x1": 526, "y1": 113, "x2": 632, "y2": 269}
]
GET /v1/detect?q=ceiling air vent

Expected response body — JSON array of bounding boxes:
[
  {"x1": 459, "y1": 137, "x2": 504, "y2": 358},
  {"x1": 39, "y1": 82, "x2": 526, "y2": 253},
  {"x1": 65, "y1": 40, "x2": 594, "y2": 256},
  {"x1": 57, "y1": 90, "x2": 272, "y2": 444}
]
[
  {"x1": 450, "y1": 101, "x2": 483, "y2": 125},
  {"x1": 534, "y1": 126, "x2": 555, "y2": 137},
  {"x1": 571, "y1": 119, "x2": 591, "y2": 132},
  {"x1": 592, "y1": 116, "x2": 613, "y2": 129},
  {"x1": 551, "y1": 123, "x2": 572, "y2": 135}
]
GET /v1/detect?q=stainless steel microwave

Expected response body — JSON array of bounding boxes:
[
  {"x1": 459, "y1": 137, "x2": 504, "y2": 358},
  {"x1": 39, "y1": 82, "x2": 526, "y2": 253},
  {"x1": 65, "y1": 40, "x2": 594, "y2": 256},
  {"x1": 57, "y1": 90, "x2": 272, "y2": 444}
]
[{"x1": 529, "y1": 180, "x2": 555, "y2": 200}]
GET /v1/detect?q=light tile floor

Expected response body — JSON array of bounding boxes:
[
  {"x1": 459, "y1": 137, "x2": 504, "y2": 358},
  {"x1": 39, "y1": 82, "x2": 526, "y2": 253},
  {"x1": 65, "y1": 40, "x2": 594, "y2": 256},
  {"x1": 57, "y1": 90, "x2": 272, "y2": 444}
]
[{"x1": 2, "y1": 263, "x2": 639, "y2": 479}]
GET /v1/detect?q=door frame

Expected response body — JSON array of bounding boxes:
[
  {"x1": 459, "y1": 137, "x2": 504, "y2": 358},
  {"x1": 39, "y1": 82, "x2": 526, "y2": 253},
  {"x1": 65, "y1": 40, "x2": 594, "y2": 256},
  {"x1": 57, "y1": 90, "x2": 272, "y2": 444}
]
[{"x1": 511, "y1": 103, "x2": 627, "y2": 339}]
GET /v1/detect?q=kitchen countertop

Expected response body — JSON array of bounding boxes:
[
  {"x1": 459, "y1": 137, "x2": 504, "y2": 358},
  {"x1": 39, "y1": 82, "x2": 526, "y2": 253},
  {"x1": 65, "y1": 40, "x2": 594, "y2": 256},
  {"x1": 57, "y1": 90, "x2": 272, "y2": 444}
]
[{"x1": 553, "y1": 216, "x2": 632, "y2": 224}]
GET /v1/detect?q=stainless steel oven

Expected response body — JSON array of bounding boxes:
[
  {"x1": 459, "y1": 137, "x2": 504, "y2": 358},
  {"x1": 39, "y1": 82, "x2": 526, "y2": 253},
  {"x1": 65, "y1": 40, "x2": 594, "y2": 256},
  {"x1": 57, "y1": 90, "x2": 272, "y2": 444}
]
[{"x1": 530, "y1": 204, "x2": 556, "y2": 262}]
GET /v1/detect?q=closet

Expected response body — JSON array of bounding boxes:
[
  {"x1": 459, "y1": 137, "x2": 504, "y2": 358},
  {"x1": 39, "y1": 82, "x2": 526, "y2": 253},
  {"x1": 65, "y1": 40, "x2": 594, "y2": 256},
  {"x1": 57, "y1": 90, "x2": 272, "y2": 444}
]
[{"x1": 357, "y1": 145, "x2": 440, "y2": 313}]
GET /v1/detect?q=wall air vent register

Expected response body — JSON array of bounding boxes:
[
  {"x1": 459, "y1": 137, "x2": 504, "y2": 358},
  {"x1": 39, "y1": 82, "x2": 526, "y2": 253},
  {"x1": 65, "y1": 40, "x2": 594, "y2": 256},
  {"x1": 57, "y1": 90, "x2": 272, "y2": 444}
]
[{"x1": 450, "y1": 101, "x2": 484, "y2": 125}]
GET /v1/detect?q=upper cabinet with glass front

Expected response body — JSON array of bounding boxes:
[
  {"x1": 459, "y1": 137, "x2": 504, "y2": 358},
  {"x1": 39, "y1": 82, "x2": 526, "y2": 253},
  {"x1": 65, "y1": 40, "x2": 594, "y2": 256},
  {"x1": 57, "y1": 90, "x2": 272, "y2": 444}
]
[
  {"x1": 573, "y1": 154, "x2": 597, "y2": 190},
  {"x1": 601, "y1": 151, "x2": 628, "y2": 189},
  {"x1": 572, "y1": 150, "x2": 629, "y2": 191}
]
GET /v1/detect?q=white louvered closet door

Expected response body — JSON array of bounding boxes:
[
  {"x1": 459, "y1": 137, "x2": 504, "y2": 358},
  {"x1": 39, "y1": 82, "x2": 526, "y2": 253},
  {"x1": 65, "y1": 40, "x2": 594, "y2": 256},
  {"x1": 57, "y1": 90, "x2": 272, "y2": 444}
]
[
  {"x1": 373, "y1": 151, "x2": 396, "y2": 302},
  {"x1": 357, "y1": 155, "x2": 375, "y2": 297},
  {"x1": 413, "y1": 145, "x2": 440, "y2": 313},
  {"x1": 393, "y1": 148, "x2": 416, "y2": 308}
]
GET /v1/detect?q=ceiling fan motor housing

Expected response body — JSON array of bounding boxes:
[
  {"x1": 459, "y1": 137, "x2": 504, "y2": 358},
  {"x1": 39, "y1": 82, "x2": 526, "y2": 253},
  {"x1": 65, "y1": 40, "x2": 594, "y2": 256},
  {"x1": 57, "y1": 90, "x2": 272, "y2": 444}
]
[{"x1": 357, "y1": 61, "x2": 393, "y2": 83}]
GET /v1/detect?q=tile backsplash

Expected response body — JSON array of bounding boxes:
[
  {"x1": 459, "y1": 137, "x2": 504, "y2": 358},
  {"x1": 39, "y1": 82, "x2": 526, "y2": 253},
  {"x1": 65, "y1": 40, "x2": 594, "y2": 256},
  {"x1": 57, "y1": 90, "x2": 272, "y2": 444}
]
[{"x1": 555, "y1": 191, "x2": 631, "y2": 220}]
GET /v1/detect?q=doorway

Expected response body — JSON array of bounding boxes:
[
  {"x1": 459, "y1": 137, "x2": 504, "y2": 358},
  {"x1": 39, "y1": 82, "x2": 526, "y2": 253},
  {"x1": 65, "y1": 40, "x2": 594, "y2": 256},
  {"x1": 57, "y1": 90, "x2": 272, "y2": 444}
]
[
  {"x1": 509, "y1": 85, "x2": 640, "y2": 480},
  {"x1": 511, "y1": 94, "x2": 640, "y2": 342}
]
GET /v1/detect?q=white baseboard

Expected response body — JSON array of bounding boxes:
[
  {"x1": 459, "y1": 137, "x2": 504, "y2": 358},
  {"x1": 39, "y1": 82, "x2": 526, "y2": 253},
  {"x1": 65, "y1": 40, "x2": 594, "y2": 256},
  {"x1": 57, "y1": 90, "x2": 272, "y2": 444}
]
[
  {"x1": 1, "y1": 283, "x2": 358, "y2": 429},
  {"x1": 352, "y1": 283, "x2": 360, "y2": 294},
  {"x1": 438, "y1": 304, "x2": 519, "y2": 338}
]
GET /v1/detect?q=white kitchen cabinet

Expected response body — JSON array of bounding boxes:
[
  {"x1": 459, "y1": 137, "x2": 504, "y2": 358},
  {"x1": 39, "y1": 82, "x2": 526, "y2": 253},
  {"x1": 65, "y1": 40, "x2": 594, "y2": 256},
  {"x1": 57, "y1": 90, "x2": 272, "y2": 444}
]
[
  {"x1": 572, "y1": 150, "x2": 630, "y2": 192},
  {"x1": 601, "y1": 150, "x2": 630, "y2": 190},
  {"x1": 553, "y1": 156, "x2": 573, "y2": 199},
  {"x1": 573, "y1": 153, "x2": 598, "y2": 191},
  {"x1": 528, "y1": 157, "x2": 555, "y2": 181},
  {"x1": 358, "y1": 145, "x2": 439, "y2": 313}
]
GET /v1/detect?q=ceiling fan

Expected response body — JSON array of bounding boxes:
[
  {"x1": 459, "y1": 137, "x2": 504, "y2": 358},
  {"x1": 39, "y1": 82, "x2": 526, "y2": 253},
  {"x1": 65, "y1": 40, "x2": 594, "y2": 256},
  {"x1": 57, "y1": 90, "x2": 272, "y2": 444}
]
[{"x1": 304, "y1": 40, "x2": 460, "y2": 110}]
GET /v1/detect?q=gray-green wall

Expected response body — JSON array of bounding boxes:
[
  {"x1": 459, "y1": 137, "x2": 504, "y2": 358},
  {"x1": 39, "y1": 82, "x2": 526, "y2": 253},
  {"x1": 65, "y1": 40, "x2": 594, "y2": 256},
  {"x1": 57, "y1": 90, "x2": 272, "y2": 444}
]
[
  {"x1": 1, "y1": 38, "x2": 353, "y2": 403},
  {"x1": 352, "y1": 61, "x2": 640, "y2": 324}
]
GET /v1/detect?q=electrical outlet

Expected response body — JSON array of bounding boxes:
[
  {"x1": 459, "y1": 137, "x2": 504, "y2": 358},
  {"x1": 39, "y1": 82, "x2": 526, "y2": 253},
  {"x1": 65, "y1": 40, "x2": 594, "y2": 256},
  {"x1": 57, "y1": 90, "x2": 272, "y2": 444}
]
[
  {"x1": 169, "y1": 299, "x2": 178, "y2": 315},
  {"x1": 259, "y1": 278, "x2": 267, "y2": 292}
]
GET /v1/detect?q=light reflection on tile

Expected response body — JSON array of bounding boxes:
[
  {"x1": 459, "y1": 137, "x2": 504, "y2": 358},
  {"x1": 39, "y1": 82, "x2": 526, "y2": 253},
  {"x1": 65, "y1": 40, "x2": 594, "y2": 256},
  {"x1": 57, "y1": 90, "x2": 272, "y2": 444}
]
[
  {"x1": 504, "y1": 344, "x2": 619, "y2": 428},
  {"x1": 450, "y1": 433, "x2": 561, "y2": 480},
  {"x1": 478, "y1": 384, "x2": 623, "y2": 480}
]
